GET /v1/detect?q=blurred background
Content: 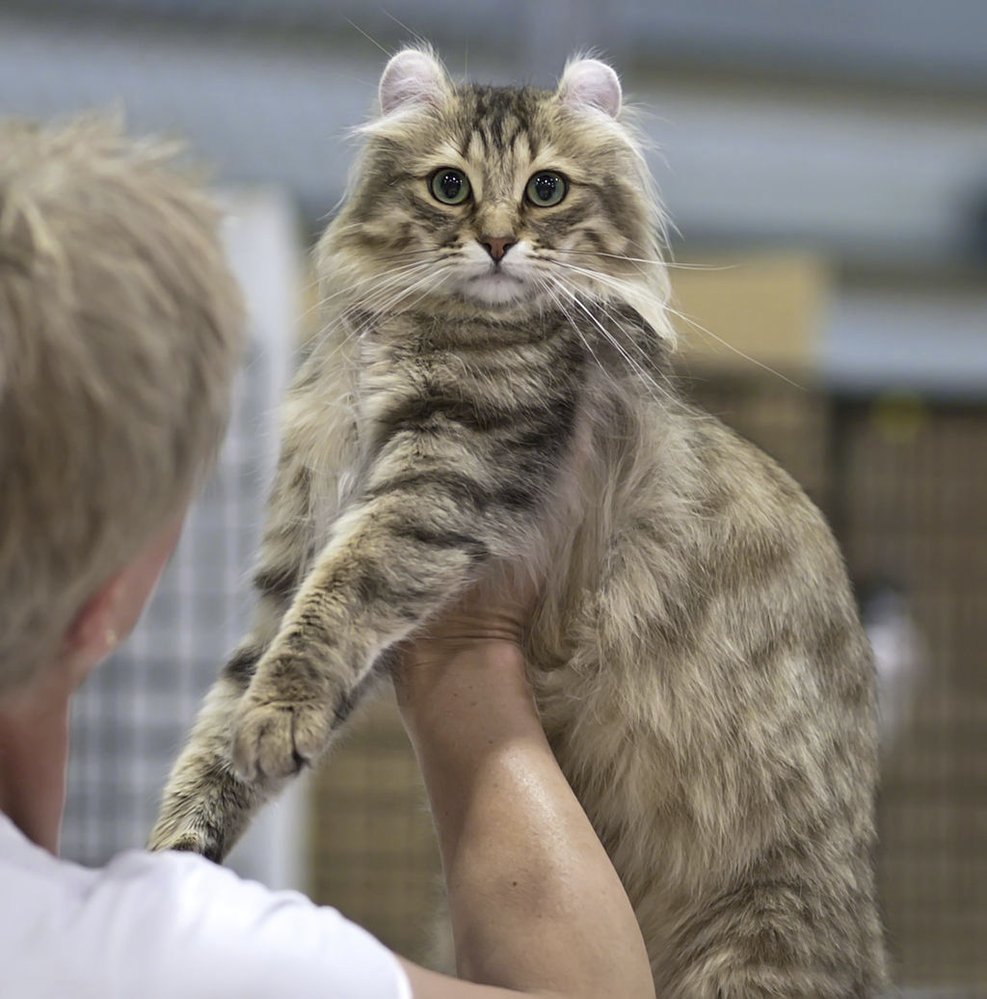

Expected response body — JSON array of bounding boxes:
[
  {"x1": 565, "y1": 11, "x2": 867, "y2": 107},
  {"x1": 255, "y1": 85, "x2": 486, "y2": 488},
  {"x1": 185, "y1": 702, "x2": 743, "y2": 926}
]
[{"x1": 3, "y1": 1, "x2": 984, "y2": 994}]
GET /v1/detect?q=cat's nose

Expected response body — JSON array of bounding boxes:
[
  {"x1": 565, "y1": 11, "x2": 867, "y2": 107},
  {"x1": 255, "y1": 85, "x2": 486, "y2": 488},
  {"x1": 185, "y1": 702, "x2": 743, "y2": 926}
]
[{"x1": 479, "y1": 235, "x2": 517, "y2": 261}]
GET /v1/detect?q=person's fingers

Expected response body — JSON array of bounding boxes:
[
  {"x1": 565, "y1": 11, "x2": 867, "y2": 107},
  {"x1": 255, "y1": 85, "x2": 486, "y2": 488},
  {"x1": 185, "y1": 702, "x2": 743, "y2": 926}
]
[{"x1": 421, "y1": 565, "x2": 540, "y2": 641}]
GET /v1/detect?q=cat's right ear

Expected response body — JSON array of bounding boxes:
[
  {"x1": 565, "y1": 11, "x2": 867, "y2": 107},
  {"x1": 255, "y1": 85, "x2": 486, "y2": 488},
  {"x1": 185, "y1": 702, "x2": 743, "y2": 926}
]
[
  {"x1": 556, "y1": 57, "x2": 622, "y2": 119},
  {"x1": 378, "y1": 48, "x2": 450, "y2": 116}
]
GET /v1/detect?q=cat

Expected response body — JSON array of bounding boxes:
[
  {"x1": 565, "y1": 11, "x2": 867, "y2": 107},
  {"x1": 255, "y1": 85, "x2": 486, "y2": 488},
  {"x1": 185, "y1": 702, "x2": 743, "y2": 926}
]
[{"x1": 150, "y1": 49, "x2": 889, "y2": 997}]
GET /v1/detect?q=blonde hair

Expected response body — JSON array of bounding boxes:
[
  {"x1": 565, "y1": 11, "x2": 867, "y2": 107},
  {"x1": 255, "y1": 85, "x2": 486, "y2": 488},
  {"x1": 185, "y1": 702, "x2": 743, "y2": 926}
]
[{"x1": 0, "y1": 116, "x2": 244, "y2": 691}]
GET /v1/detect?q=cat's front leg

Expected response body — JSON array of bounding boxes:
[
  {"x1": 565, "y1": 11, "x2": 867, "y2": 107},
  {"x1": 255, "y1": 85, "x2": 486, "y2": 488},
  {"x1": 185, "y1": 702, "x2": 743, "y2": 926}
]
[
  {"x1": 230, "y1": 492, "x2": 492, "y2": 782},
  {"x1": 150, "y1": 439, "x2": 320, "y2": 859},
  {"x1": 148, "y1": 589, "x2": 289, "y2": 859}
]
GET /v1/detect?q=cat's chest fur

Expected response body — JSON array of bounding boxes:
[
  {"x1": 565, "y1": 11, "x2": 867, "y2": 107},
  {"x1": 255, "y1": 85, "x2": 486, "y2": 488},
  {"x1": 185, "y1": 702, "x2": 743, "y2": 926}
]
[{"x1": 319, "y1": 309, "x2": 591, "y2": 538}]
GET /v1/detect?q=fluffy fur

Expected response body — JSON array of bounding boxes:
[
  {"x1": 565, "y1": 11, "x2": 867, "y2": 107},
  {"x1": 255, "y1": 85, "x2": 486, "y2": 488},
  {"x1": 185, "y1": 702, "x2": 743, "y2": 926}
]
[{"x1": 151, "y1": 50, "x2": 888, "y2": 997}]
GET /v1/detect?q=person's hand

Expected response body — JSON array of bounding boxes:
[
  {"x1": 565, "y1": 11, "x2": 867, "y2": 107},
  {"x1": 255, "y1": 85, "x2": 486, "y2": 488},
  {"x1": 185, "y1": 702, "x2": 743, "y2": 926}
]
[
  {"x1": 392, "y1": 567, "x2": 540, "y2": 727},
  {"x1": 391, "y1": 564, "x2": 657, "y2": 999},
  {"x1": 404, "y1": 567, "x2": 538, "y2": 657}
]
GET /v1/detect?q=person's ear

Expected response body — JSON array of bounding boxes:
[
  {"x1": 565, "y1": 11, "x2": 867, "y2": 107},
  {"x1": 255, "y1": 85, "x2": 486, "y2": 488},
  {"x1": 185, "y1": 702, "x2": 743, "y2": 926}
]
[
  {"x1": 62, "y1": 574, "x2": 126, "y2": 680},
  {"x1": 61, "y1": 515, "x2": 185, "y2": 685}
]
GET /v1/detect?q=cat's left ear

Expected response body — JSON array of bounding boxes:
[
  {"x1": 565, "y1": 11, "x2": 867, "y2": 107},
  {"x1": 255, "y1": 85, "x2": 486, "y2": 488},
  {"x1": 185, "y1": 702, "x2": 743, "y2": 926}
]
[{"x1": 556, "y1": 58, "x2": 622, "y2": 118}]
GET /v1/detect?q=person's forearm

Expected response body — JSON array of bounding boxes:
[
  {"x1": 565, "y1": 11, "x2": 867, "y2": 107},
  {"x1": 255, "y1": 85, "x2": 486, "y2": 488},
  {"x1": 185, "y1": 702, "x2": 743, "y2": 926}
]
[{"x1": 397, "y1": 641, "x2": 655, "y2": 999}]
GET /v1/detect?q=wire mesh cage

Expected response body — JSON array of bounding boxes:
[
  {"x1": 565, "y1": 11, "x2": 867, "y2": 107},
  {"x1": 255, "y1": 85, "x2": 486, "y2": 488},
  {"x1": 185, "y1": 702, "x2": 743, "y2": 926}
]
[{"x1": 837, "y1": 399, "x2": 987, "y2": 990}]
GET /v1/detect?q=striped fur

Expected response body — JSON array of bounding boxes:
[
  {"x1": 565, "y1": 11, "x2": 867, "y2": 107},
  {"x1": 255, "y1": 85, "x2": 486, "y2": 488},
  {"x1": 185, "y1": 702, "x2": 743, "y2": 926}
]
[{"x1": 151, "y1": 51, "x2": 888, "y2": 996}]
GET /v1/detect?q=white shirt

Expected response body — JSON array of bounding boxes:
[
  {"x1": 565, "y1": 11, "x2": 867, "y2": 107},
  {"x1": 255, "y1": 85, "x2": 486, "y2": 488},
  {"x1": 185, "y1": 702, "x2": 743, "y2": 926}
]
[{"x1": 0, "y1": 813, "x2": 412, "y2": 999}]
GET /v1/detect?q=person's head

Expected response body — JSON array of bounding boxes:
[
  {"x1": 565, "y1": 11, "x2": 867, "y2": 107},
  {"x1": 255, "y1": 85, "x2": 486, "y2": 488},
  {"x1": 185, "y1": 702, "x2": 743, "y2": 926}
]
[{"x1": 0, "y1": 116, "x2": 244, "y2": 696}]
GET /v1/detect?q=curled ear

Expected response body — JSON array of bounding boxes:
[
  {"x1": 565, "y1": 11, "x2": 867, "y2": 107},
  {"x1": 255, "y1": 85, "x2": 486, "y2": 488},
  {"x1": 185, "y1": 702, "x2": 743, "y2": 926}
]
[
  {"x1": 378, "y1": 48, "x2": 450, "y2": 116},
  {"x1": 557, "y1": 58, "x2": 622, "y2": 118}
]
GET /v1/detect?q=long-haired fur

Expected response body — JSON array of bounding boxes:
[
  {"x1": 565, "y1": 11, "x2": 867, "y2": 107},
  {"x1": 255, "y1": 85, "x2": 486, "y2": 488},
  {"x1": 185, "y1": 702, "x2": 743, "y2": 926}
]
[{"x1": 152, "y1": 48, "x2": 887, "y2": 997}]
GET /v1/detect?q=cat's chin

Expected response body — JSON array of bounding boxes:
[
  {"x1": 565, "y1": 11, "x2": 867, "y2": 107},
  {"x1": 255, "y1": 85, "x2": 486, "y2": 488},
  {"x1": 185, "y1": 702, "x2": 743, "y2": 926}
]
[{"x1": 460, "y1": 272, "x2": 533, "y2": 308}]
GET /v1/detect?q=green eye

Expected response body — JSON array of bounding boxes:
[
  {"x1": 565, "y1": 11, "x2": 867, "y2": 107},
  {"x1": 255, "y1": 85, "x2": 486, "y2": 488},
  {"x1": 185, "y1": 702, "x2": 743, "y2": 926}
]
[
  {"x1": 430, "y1": 168, "x2": 471, "y2": 205},
  {"x1": 525, "y1": 171, "x2": 567, "y2": 207}
]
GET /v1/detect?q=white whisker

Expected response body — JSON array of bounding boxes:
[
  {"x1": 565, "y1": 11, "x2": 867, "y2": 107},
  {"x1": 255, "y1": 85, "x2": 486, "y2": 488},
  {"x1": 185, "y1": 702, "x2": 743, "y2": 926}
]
[
  {"x1": 308, "y1": 258, "x2": 434, "y2": 317},
  {"x1": 540, "y1": 260, "x2": 673, "y2": 370},
  {"x1": 551, "y1": 279, "x2": 675, "y2": 407},
  {"x1": 306, "y1": 262, "x2": 442, "y2": 355},
  {"x1": 554, "y1": 248, "x2": 735, "y2": 271},
  {"x1": 538, "y1": 277, "x2": 607, "y2": 383},
  {"x1": 661, "y1": 303, "x2": 804, "y2": 390},
  {"x1": 543, "y1": 258, "x2": 645, "y2": 304},
  {"x1": 546, "y1": 258, "x2": 800, "y2": 389}
]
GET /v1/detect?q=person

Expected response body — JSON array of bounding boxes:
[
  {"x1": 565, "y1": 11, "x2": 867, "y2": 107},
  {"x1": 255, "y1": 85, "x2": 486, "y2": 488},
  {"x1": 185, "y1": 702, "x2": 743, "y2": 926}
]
[{"x1": 0, "y1": 117, "x2": 656, "y2": 998}]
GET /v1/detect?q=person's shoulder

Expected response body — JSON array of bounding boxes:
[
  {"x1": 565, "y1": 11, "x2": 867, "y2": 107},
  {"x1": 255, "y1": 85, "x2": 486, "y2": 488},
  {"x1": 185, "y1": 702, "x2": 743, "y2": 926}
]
[
  {"x1": 0, "y1": 816, "x2": 410, "y2": 999},
  {"x1": 0, "y1": 811, "x2": 237, "y2": 909},
  {"x1": 100, "y1": 839, "x2": 261, "y2": 899}
]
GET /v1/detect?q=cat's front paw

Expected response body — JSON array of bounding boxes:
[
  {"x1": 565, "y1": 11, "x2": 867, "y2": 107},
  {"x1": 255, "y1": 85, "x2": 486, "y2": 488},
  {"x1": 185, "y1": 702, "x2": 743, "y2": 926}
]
[
  {"x1": 230, "y1": 695, "x2": 332, "y2": 783},
  {"x1": 148, "y1": 824, "x2": 218, "y2": 860},
  {"x1": 148, "y1": 799, "x2": 230, "y2": 861}
]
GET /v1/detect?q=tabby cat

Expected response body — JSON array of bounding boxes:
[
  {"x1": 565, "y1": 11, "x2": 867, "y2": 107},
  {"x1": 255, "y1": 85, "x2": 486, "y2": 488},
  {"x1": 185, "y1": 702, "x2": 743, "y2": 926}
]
[{"x1": 151, "y1": 49, "x2": 888, "y2": 997}]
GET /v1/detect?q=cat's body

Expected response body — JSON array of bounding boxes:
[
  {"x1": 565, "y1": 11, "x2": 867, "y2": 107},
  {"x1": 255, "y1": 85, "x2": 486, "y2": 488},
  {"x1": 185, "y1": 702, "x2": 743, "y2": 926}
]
[{"x1": 151, "y1": 51, "x2": 888, "y2": 996}]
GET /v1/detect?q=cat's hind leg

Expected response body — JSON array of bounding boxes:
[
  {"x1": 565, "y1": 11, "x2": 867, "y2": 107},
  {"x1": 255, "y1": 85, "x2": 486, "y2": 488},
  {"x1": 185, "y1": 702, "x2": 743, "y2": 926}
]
[{"x1": 658, "y1": 860, "x2": 886, "y2": 999}]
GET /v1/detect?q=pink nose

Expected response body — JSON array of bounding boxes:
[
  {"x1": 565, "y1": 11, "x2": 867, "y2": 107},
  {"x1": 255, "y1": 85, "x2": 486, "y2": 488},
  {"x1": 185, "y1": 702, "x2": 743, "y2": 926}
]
[{"x1": 480, "y1": 235, "x2": 517, "y2": 261}]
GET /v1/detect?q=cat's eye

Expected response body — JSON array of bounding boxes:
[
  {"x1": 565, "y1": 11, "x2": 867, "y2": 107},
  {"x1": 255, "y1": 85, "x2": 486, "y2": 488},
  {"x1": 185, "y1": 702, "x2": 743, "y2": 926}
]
[
  {"x1": 430, "y1": 168, "x2": 471, "y2": 205},
  {"x1": 525, "y1": 171, "x2": 567, "y2": 208}
]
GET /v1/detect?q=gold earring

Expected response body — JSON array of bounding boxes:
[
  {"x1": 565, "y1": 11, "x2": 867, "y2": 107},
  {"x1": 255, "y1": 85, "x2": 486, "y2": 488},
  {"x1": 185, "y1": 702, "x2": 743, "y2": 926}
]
[{"x1": 105, "y1": 628, "x2": 118, "y2": 650}]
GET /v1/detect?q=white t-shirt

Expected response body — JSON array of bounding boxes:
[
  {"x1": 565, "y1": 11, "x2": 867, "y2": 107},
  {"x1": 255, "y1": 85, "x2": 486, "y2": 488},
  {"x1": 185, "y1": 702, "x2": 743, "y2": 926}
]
[{"x1": 0, "y1": 813, "x2": 411, "y2": 999}]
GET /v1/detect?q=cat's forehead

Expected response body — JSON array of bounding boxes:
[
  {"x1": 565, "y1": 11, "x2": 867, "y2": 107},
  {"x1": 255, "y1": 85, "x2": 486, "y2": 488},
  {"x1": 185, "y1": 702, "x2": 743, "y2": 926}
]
[{"x1": 452, "y1": 85, "x2": 545, "y2": 154}]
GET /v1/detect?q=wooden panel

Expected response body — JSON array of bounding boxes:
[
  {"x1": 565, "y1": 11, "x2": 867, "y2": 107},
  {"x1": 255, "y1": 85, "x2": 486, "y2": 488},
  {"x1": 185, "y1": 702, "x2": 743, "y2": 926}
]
[{"x1": 670, "y1": 253, "x2": 828, "y2": 378}]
